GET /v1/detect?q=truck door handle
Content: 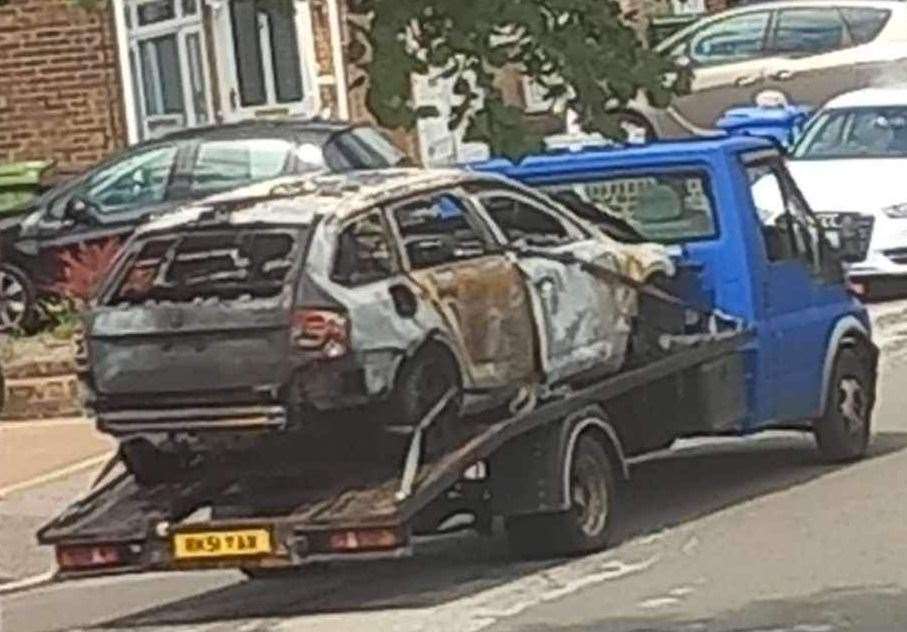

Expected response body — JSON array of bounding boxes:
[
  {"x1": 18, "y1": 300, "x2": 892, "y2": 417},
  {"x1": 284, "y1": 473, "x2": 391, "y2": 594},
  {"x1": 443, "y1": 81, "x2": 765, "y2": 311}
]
[
  {"x1": 769, "y1": 69, "x2": 794, "y2": 81},
  {"x1": 734, "y1": 75, "x2": 760, "y2": 87}
]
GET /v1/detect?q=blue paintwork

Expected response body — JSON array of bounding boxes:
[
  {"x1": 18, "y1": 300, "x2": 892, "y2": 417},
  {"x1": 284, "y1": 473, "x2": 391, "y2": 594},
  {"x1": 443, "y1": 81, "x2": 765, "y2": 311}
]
[
  {"x1": 471, "y1": 137, "x2": 870, "y2": 431},
  {"x1": 715, "y1": 105, "x2": 813, "y2": 148}
]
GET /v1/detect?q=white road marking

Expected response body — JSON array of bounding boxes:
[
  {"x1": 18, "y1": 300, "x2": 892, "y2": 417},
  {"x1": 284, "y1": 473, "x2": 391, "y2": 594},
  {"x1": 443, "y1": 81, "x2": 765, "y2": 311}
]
[
  {"x1": 0, "y1": 571, "x2": 55, "y2": 596},
  {"x1": 639, "y1": 596, "x2": 681, "y2": 609},
  {"x1": 0, "y1": 452, "x2": 112, "y2": 498}
]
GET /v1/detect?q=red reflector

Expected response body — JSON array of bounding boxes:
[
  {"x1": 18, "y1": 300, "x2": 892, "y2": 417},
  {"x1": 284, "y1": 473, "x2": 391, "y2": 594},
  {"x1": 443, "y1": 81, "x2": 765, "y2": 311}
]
[
  {"x1": 328, "y1": 528, "x2": 404, "y2": 553},
  {"x1": 56, "y1": 544, "x2": 125, "y2": 570},
  {"x1": 292, "y1": 309, "x2": 350, "y2": 357}
]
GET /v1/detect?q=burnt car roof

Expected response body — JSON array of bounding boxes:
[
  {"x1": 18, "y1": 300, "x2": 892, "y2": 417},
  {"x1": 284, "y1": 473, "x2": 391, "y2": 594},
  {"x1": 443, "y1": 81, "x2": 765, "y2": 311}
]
[
  {"x1": 135, "y1": 169, "x2": 509, "y2": 235},
  {"x1": 148, "y1": 118, "x2": 354, "y2": 144}
]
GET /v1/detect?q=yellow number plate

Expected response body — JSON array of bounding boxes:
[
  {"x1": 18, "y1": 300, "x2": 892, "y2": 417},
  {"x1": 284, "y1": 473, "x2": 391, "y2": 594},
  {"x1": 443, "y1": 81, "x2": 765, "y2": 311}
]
[{"x1": 173, "y1": 528, "x2": 273, "y2": 560}]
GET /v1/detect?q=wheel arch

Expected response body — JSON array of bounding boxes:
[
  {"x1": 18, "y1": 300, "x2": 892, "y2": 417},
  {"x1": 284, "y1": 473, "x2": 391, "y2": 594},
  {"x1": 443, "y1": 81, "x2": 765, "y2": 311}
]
[
  {"x1": 819, "y1": 315, "x2": 876, "y2": 415},
  {"x1": 561, "y1": 409, "x2": 631, "y2": 495}
]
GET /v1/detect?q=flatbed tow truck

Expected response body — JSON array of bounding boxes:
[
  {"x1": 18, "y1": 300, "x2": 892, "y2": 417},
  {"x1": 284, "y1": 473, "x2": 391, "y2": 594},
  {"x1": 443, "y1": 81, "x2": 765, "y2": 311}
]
[{"x1": 38, "y1": 136, "x2": 878, "y2": 580}]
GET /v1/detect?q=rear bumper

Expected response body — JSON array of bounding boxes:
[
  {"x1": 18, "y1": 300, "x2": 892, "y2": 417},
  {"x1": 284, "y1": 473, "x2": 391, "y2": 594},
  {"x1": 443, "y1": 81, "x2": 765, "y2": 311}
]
[{"x1": 97, "y1": 404, "x2": 288, "y2": 436}]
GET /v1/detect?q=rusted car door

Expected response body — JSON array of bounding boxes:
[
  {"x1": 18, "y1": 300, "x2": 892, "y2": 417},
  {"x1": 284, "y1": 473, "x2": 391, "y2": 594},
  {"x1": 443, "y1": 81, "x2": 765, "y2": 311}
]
[
  {"x1": 473, "y1": 190, "x2": 631, "y2": 384},
  {"x1": 387, "y1": 192, "x2": 539, "y2": 390}
]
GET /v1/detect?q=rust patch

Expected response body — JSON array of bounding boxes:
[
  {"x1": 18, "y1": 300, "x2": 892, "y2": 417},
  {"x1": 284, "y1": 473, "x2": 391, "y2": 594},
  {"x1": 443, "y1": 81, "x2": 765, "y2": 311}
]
[{"x1": 411, "y1": 255, "x2": 539, "y2": 388}]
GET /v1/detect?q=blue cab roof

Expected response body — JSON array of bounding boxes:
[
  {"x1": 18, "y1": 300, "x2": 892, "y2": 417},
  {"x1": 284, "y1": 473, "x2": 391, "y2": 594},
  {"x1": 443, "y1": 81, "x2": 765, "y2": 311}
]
[{"x1": 470, "y1": 135, "x2": 776, "y2": 182}]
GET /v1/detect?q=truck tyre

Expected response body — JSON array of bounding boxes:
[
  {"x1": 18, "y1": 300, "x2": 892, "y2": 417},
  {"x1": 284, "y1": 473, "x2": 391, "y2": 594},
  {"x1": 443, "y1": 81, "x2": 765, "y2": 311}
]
[
  {"x1": 506, "y1": 435, "x2": 615, "y2": 559},
  {"x1": 814, "y1": 346, "x2": 874, "y2": 463},
  {"x1": 0, "y1": 263, "x2": 38, "y2": 333},
  {"x1": 391, "y1": 344, "x2": 463, "y2": 457}
]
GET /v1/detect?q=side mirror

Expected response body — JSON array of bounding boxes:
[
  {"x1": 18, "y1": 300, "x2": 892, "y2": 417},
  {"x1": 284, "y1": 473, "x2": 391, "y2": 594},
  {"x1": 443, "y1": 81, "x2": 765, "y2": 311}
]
[
  {"x1": 673, "y1": 54, "x2": 693, "y2": 69},
  {"x1": 65, "y1": 194, "x2": 99, "y2": 225},
  {"x1": 389, "y1": 284, "x2": 418, "y2": 318},
  {"x1": 837, "y1": 221, "x2": 866, "y2": 263}
]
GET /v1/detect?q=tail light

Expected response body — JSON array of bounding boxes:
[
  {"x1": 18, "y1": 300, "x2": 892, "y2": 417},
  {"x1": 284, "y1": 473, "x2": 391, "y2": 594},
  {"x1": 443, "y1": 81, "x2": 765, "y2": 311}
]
[
  {"x1": 56, "y1": 544, "x2": 128, "y2": 571},
  {"x1": 292, "y1": 309, "x2": 350, "y2": 358},
  {"x1": 327, "y1": 527, "x2": 406, "y2": 553}
]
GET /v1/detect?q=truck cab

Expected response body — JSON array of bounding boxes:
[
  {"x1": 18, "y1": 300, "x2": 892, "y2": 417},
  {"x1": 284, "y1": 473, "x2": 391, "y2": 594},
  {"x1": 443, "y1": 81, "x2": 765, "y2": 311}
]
[{"x1": 474, "y1": 136, "x2": 874, "y2": 435}]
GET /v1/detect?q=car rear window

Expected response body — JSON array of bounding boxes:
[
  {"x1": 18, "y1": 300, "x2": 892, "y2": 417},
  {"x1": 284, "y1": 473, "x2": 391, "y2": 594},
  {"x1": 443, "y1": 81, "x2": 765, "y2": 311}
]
[
  {"x1": 542, "y1": 172, "x2": 718, "y2": 243},
  {"x1": 107, "y1": 228, "x2": 304, "y2": 305}
]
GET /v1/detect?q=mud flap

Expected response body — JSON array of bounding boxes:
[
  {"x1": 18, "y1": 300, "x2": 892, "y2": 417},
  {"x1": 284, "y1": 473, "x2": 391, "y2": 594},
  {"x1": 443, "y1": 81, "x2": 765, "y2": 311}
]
[{"x1": 489, "y1": 405, "x2": 626, "y2": 517}]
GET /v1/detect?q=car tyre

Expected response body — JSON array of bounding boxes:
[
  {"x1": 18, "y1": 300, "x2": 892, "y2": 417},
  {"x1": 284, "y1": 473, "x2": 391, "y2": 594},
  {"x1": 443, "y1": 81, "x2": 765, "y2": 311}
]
[
  {"x1": 617, "y1": 112, "x2": 657, "y2": 145},
  {"x1": 0, "y1": 263, "x2": 38, "y2": 333},
  {"x1": 391, "y1": 343, "x2": 463, "y2": 458},
  {"x1": 814, "y1": 346, "x2": 874, "y2": 463},
  {"x1": 506, "y1": 435, "x2": 616, "y2": 559}
]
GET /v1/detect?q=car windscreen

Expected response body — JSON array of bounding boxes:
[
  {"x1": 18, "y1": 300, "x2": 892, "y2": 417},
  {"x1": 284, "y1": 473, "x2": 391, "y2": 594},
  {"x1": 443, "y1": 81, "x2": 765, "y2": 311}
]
[
  {"x1": 541, "y1": 171, "x2": 718, "y2": 243},
  {"x1": 105, "y1": 228, "x2": 305, "y2": 306},
  {"x1": 792, "y1": 107, "x2": 907, "y2": 159}
]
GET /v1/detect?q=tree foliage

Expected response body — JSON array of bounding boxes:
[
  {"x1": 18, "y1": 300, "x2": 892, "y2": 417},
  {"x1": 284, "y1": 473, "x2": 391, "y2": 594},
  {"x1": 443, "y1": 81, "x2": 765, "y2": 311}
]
[{"x1": 348, "y1": 0, "x2": 689, "y2": 159}]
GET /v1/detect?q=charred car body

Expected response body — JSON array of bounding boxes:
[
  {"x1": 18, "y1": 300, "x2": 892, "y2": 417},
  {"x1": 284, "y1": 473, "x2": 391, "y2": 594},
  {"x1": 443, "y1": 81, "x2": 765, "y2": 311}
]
[{"x1": 82, "y1": 170, "x2": 674, "y2": 481}]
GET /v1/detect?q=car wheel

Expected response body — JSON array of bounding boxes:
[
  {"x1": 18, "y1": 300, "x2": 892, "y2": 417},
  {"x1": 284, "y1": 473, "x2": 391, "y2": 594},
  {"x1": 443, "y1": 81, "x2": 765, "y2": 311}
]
[
  {"x1": 391, "y1": 343, "x2": 463, "y2": 457},
  {"x1": 0, "y1": 263, "x2": 37, "y2": 333},
  {"x1": 814, "y1": 346, "x2": 874, "y2": 463},
  {"x1": 617, "y1": 112, "x2": 657, "y2": 145},
  {"x1": 506, "y1": 435, "x2": 616, "y2": 559}
]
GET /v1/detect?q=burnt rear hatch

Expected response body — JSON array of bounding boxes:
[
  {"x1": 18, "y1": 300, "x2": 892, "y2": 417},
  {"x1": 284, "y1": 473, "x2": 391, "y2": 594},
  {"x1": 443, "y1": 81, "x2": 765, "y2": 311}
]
[{"x1": 87, "y1": 225, "x2": 309, "y2": 434}]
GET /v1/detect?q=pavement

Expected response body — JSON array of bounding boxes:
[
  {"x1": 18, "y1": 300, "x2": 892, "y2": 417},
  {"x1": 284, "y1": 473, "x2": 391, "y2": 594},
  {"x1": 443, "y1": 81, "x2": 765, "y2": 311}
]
[{"x1": 1, "y1": 301, "x2": 907, "y2": 632}]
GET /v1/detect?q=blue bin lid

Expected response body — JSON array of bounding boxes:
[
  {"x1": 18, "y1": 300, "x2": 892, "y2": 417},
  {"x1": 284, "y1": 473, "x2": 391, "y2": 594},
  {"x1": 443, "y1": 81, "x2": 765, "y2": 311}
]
[{"x1": 716, "y1": 105, "x2": 812, "y2": 132}]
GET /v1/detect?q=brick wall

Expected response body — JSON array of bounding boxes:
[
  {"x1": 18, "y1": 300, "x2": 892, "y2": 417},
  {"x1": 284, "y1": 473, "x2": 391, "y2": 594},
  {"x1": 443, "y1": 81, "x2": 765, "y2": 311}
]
[{"x1": 0, "y1": 0, "x2": 126, "y2": 173}]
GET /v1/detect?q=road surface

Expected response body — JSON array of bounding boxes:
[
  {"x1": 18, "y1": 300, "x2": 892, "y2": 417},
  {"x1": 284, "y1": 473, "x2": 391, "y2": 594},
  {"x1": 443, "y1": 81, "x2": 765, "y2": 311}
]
[{"x1": 2, "y1": 301, "x2": 907, "y2": 632}]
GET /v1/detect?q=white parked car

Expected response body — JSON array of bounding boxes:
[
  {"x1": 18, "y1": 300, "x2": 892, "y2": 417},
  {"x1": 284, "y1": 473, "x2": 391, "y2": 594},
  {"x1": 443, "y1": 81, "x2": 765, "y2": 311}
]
[
  {"x1": 626, "y1": 0, "x2": 907, "y2": 140},
  {"x1": 785, "y1": 86, "x2": 907, "y2": 291}
]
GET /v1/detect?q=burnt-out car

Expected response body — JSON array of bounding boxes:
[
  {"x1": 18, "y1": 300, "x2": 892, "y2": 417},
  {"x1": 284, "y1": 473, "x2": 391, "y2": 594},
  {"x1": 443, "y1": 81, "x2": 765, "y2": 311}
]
[
  {"x1": 0, "y1": 120, "x2": 407, "y2": 332},
  {"x1": 83, "y1": 170, "x2": 673, "y2": 481}
]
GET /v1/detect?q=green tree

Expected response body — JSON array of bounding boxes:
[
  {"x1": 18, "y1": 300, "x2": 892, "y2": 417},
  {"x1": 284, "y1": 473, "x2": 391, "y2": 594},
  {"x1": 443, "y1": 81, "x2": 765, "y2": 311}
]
[{"x1": 347, "y1": 0, "x2": 689, "y2": 160}]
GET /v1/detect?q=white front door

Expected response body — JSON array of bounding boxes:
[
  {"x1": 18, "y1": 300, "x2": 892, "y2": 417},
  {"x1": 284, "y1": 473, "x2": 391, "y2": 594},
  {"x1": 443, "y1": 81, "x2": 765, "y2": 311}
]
[
  {"x1": 125, "y1": 0, "x2": 214, "y2": 140},
  {"x1": 211, "y1": 0, "x2": 319, "y2": 122}
]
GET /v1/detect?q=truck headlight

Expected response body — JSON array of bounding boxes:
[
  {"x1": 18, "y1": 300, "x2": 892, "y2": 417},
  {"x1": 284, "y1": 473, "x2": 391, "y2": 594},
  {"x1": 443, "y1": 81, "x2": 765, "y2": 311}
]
[{"x1": 883, "y1": 203, "x2": 907, "y2": 218}]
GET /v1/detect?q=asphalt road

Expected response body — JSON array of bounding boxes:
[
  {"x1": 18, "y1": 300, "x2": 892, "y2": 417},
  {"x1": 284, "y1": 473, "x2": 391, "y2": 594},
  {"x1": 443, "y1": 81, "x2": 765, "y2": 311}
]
[{"x1": 2, "y1": 301, "x2": 907, "y2": 632}]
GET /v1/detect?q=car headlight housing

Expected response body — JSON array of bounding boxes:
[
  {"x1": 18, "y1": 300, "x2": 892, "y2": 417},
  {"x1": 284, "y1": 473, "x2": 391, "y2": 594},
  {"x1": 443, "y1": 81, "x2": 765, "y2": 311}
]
[{"x1": 883, "y1": 203, "x2": 907, "y2": 218}]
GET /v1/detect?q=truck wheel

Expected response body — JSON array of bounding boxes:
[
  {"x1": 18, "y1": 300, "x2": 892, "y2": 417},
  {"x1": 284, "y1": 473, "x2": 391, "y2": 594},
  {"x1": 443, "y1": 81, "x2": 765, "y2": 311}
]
[
  {"x1": 0, "y1": 263, "x2": 37, "y2": 333},
  {"x1": 506, "y1": 435, "x2": 615, "y2": 559},
  {"x1": 814, "y1": 346, "x2": 874, "y2": 463},
  {"x1": 391, "y1": 344, "x2": 463, "y2": 457}
]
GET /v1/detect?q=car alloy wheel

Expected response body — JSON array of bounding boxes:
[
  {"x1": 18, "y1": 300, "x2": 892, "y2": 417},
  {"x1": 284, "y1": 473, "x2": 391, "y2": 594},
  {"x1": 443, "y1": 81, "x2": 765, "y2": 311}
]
[{"x1": 0, "y1": 269, "x2": 28, "y2": 330}]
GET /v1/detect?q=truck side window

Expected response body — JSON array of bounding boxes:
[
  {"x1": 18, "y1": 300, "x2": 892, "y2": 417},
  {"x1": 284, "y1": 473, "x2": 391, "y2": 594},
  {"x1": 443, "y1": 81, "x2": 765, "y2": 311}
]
[
  {"x1": 333, "y1": 210, "x2": 396, "y2": 285},
  {"x1": 746, "y1": 159, "x2": 820, "y2": 267}
]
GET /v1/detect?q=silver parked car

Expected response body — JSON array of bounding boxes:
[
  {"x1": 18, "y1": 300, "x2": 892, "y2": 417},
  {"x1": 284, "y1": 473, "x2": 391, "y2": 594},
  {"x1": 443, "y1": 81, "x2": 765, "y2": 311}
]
[{"x1": 626, "y1": 0, "x2": 907, "y2": 139}]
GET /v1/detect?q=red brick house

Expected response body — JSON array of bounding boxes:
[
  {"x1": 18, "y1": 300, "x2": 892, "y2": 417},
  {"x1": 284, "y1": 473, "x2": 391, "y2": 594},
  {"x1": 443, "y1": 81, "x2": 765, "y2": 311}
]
[
  {"x1": 0, "y1": 0, "x2": 725, "y2": 175},
  {"x1": 0, "y1": 0, "x2": 361, "y2": 175}
]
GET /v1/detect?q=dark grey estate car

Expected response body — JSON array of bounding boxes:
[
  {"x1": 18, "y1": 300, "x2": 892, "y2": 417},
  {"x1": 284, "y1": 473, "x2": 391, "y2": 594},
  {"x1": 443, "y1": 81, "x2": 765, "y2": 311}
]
[{"x1": 0, "y1": 119, "x2": 407, "y2": 331}]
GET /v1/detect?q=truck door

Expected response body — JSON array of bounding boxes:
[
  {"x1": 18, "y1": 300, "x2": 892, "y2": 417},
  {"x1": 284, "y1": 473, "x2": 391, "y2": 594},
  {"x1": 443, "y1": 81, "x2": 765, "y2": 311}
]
[{"x1": 744, "y1": 151, "x2": 845, "y2": 421}]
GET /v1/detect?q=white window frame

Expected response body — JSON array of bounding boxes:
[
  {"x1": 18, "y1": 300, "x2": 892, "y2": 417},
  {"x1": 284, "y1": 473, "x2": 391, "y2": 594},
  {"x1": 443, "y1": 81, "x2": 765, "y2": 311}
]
[
  {"x1": 115, "y1": 0, "x2": 215, "y2": 141},
  {"x1": 209, "y1": 0, "x2": 320, "y2": 122}
]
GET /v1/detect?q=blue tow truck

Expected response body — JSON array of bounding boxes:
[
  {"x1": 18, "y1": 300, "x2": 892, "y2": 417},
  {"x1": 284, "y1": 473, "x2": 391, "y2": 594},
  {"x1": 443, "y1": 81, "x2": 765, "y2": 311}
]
[{"x1": 39, "y1": 136, "x2": 878, "y2": 578}]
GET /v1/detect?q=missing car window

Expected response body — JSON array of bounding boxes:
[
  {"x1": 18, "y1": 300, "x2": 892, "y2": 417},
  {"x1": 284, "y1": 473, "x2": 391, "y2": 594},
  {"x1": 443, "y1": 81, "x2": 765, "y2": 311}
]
[{"x1": 109, "y1": 228, "x2": 304, "y2": 305}]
